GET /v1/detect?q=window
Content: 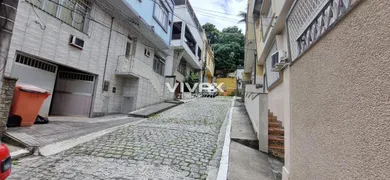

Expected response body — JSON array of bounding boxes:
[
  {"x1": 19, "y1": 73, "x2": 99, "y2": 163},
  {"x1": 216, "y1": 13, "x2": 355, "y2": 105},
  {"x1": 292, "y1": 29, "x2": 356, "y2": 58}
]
[
  {"x1": 125, "y1": 37, "x2": 133, "y2": 58},
  {"x1": 26, "y1": 0, "x2": 89, "y2": 32},
  {"x1": 154, "y1": 0, "x2": 169, "y2": 31},
  {"x1": 153, "y1": 55, "x2": 165, "y2": 76},
  {"x1": 178, "y1": 60, "x2": 186, "y2": 75},
  {"x1": 44, "y1": 0, "x2": 59, "y2": 16},
  {"x1": 198, "y1": 47, "x2": 202, "y2": 60}
]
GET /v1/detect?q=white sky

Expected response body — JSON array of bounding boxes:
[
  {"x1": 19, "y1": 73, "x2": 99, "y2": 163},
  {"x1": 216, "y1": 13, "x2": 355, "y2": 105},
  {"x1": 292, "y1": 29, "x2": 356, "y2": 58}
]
[{"x1": 188, "y1": 0, "x2": 247, "y2": 32}]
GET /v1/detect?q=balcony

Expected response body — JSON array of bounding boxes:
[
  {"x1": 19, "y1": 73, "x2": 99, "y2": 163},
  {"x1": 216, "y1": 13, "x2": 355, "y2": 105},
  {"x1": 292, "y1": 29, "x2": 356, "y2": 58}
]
[
  {"x1": 171, "y1": 22, "x2": 201, "y2": 70},
  {"x1": 98, "y1": 0, "x2": 172, "y2": 50},
  {"x1": 115, "y1": 55, "x2": 152, "y2": 78}
]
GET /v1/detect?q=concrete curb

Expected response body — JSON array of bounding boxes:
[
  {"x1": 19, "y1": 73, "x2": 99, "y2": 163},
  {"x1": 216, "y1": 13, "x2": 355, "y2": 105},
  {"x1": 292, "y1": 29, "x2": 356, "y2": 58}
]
[
  {"x1": 216, "y1": 96, "x2": 235, "y2": 180},
  {"x1": 207, "y1": 97, "x2": 235, "y2": 180},
  {"x1": 129, "y1": 103, "x2": 180, "y2": 118},
  {"x1": 10, "y1": 149, "x2": 32, "y2": 160},
  {"x1": 38, "y1": 119, "x2": 145, "y2": 156}
]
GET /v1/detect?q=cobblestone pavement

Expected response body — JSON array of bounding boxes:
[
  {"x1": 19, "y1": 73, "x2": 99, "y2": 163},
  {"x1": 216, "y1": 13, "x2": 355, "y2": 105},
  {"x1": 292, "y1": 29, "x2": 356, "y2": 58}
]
[{"x1": 9, "y1": 97, "x2": 232, "y2": 180}]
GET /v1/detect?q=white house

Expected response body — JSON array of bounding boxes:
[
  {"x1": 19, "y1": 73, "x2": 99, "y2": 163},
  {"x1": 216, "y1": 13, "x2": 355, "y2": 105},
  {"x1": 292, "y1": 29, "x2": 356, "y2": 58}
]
[{"x1": 5, "y1": 0, "x2": 175, "y2": 117}]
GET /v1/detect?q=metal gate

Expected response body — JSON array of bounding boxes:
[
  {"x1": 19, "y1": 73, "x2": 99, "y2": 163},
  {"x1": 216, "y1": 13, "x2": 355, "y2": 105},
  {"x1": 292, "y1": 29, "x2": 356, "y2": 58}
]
[
  {"x1": 11, "y1": 54, "x2": 58, "y2": 117},
  {"x1": 50, "y1": 71, "x2": 95, "y2": 117}
]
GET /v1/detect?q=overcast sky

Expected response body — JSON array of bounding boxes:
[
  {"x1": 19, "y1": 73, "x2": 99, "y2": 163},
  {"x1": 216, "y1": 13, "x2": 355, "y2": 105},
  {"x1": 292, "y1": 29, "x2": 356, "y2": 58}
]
[{"x1": 188, "y1": 0, "x2": 247, "y2": 32}]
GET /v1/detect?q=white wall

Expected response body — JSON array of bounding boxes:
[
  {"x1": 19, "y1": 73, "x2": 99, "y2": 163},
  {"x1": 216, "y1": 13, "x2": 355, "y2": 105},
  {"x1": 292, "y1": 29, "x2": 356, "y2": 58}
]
[
  {"x1": 173, "y1": 6, "x2": 204, "y2": 55},
  {"x1": 7, "y1": 1, "x2": 170, "y2": 115}
]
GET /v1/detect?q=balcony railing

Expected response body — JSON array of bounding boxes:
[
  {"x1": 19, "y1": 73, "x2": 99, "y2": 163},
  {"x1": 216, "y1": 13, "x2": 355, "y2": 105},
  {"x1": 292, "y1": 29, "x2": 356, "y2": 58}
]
[
  {"x1": 287, "y1": 0, "x2": 358, "y2": 61},
  {"x1": 116, "y1": 55, "x2": 134, "y2": 74}
]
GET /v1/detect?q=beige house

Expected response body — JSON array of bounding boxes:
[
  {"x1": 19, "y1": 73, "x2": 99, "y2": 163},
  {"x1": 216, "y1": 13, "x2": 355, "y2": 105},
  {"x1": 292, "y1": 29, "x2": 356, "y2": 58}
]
[
  {"x1": 245, "y1": 0, "x2": 390, "y2": 179},
  {"x1": 201, "y1": 32, "x2": 215, "y2": 83}
]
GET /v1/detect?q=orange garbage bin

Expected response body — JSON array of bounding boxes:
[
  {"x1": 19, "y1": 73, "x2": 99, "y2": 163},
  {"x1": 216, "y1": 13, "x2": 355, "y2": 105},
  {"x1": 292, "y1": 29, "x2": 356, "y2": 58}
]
[{"x1": 10, "y1": 83, "x2": 50, "y2": 127}]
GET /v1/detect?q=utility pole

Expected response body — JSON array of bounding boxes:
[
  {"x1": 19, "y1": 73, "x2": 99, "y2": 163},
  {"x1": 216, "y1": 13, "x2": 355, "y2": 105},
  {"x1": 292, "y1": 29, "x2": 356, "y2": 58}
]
[{"x1": 202, "y1": 40, "x2": 209, "y2": 83}]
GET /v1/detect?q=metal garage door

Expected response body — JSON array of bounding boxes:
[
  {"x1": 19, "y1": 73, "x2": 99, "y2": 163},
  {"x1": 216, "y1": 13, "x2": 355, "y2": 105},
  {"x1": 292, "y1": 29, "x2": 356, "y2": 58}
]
[
  {"x1": 50, "y1": 71, "x2": 95, "y2": 117},
  {"x1": 11, "y1": 54, "x2": 58, "y2": 117}
]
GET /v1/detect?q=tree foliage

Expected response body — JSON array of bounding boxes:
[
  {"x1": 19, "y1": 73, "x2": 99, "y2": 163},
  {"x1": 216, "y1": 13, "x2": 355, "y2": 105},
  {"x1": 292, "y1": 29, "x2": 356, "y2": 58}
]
[{"x1": 202, "y1": 23, "x2": 244, "y2": 76}]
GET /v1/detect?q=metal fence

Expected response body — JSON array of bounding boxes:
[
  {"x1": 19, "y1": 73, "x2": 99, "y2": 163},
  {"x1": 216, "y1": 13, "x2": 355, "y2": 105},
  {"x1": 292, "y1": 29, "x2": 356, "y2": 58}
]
[{"x1": 287, "y1": 0, "x2": 358, "y2": 61}]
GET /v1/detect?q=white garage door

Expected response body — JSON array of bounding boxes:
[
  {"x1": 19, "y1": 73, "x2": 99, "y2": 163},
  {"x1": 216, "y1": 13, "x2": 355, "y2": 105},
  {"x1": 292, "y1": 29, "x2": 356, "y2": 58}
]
[
  {"x1": 50, "y1": 71, "x2": 95, "y2": 117},
  {"x1": 11, "y1": 54, "x2": 58, "y2": 117}
]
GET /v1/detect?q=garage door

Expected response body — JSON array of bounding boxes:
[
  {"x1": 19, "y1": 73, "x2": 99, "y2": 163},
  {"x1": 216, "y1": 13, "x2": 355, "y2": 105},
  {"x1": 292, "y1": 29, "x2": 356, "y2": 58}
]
[
  {"x1": 50, "y1": 71, "x2": 95, "y2": 117},
  {"x1": 11, "y1": 54, "x2": 58, "y2": 117}
]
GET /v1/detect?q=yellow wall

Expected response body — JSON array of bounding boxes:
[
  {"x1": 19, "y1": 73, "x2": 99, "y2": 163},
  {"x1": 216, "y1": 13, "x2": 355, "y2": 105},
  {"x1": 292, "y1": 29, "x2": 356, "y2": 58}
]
[{"x1": 216, "y1": 78, "x2": 237, "y2": 95}]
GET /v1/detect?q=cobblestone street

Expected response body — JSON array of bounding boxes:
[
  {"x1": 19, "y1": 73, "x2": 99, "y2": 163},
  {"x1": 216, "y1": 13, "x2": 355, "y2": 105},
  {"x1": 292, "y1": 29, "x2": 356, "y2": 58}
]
[{"x1": 9, "y1": 97, "x2": 232, "y2": 180}]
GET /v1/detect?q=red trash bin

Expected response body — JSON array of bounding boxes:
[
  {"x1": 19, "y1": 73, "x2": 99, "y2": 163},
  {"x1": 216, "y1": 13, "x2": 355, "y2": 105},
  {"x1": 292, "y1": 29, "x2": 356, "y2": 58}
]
[{"x1": 10, "y1": 83, "x2": 50, "y2": 127}]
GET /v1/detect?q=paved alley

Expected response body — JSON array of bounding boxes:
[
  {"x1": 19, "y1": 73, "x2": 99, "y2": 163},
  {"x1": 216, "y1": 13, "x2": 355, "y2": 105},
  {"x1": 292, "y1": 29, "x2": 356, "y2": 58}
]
[{"x1": 9, "y1": 97, "x2": 233, "y2": 180}]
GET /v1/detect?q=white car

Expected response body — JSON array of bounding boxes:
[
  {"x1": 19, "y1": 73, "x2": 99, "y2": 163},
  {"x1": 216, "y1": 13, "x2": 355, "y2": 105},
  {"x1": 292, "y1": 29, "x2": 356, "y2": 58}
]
[{"x1": 201, "y1": 84, "x2": 218, "y2": 98}]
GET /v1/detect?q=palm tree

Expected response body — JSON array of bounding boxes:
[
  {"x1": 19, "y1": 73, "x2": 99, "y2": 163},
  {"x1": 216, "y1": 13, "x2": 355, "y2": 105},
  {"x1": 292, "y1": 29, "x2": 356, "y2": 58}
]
[{"x1": 238, "y1": 11, "x2": 247, "y2": 23}]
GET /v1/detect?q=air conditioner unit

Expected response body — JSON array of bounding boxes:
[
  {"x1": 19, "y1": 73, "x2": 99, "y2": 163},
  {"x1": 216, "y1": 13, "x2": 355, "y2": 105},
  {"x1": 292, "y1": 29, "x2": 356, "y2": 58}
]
[
  {"x1": 144, "y1": 49, "x2": 151, "y2": 57},
  {"x1": 271, "y1": 50, "x2": 288, "y2": 72},
  {"x1": 69, "y1": 35, "x2": 84, "y2": 50}
]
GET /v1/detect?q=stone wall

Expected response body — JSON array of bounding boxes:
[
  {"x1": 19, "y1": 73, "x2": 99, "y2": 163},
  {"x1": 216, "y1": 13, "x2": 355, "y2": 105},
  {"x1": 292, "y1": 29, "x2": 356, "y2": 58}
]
[{"x1": 0, "y1": 77, "x2": 17, "y2": 140}]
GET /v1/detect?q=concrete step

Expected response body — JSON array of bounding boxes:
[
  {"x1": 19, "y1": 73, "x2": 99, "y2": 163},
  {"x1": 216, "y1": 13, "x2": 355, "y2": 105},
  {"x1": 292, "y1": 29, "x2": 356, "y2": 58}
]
[
  {"x1": 230, "y1": 105, "x2": 258, "y2": 150},
  {"x1": 128, "y1": 102, "x2": 179, "y2": 118},
  {"x1": 228, "y1": 141, "x2": 275, "y2": 180}
]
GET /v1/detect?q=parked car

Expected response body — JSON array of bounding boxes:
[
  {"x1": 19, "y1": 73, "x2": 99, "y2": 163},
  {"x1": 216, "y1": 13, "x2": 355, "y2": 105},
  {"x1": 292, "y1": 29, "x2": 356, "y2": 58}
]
[
  {"x1": 0, "y1": 144, "x2": 11, "y2": 179},
  {"x1": 201, "y1": 84, "x2": 218, "y2": 98}
]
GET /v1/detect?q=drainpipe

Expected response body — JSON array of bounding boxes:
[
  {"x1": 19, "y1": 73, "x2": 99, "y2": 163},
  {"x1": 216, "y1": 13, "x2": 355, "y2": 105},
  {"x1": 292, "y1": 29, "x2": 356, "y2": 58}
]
[
  {"x1": 102, "y1": 17, "x2": 114, "y2": 91},
  {"x1": 252, "y1": 13, "x2": 259, "y2": 86},
  {"x1": 202, "y1": 41, "x2": 208, "y2": 83}
]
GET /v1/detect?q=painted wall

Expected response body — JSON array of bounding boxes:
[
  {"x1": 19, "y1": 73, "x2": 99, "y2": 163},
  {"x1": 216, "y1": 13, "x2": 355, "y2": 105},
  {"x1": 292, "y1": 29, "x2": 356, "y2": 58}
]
[
  {"x1": 173, "y1": 5, "x2": 203, "y2": 53},
  {"x1": 7, "y1": 1, "x2": 170, "y2": 116},
  {"x1": 289, "y1": 1, "x2": 390, "y2": 179},
  {"x1": 216, "y1": 78, "x2": 236, "y2": 95},
  {"x1": 125, "y1": 0, "x2": 174, "y2": 47}
]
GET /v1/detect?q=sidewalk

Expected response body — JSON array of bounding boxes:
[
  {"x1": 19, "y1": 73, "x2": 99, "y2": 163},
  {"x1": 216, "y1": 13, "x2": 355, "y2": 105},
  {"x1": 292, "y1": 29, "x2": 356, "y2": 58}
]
[
  {"x1": 228, "y1": 99, "x2": 283, "y2": 180},
  {"x1": 5, "y1": 115, "x2": 144, "y2": 157}
]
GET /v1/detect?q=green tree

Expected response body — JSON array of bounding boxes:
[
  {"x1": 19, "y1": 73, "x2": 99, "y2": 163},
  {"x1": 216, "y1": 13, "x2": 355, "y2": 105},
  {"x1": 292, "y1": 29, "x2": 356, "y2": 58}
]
[
  {"x1": 184, "y1": 72, "x2": 199, "y2": 92},
  {"x1": 203, "y1": 25, "x2": 244, "y2": 76},
  {"x1": 202, "y1": 23, "x2": 220, "y2": 44},
  {"x1": 238, "y1": 11, "x2": 247, "y2": 24}
]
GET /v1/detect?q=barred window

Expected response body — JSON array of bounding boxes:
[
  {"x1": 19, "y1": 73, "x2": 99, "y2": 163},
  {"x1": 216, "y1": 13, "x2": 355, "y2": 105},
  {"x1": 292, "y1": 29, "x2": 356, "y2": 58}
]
[
  {"x1": 154, "y1": 0, "x2": 169, "y2": 31},
  {"x1": 27, "y1": 0, "x2": 90, "y2": 32},
  {"x1": 153, "y1": 55, "x2": 165, "y2": 76}
]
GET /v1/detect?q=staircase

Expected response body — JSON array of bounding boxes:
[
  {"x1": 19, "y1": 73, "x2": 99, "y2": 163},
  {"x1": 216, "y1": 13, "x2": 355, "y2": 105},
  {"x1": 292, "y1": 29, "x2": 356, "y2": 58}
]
[{"x1": 268, "y1": 110, "x2": 285, "y2": 160}]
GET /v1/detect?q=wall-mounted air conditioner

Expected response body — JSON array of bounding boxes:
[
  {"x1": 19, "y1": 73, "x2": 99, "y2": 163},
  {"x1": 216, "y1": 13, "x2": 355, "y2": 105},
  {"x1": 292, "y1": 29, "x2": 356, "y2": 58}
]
[
  {"x1": 69, "y1": 35, "x2": 84, "y2": 50},
  {"x1": 271, "y1": 50, "x2": 288, "y2": 72}
]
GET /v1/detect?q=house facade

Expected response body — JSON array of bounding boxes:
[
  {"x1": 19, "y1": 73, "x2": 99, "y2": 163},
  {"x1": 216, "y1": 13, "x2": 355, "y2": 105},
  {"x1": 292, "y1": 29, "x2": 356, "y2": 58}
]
[
  {"x1": 5, "y1": 0, "x2": 175, "y2": 117},
  {"x1": 285, "y1": 0, "x2": 389, "y2": 179},
  {"x1": 169, "y1": 0, "x2": 203, "y2": 96},
  {"x1": 245, "y1": 0, "x2": 389, "y2": 179},
  {"x1": 202, "y1": 31, "x2": 215, "y2": 83}
]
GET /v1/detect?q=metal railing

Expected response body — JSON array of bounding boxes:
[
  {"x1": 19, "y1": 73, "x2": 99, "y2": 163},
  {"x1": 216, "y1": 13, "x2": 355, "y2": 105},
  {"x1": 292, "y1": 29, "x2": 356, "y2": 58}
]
[{"x1": 287, "y1": 0, "x2": 357, "y2": 61}]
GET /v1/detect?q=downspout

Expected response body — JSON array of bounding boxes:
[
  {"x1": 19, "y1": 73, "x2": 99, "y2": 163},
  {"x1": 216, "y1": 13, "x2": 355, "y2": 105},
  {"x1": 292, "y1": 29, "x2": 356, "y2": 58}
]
[
  {"x1": 202, "y1": 40, "x2": 208, "y2": 83},
  {"x1": 102, "y1": 17, "x2": 114, "y2": 90},
  {"x1": 252, "y1": 12, "x2": 258, "y2": 85}
]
